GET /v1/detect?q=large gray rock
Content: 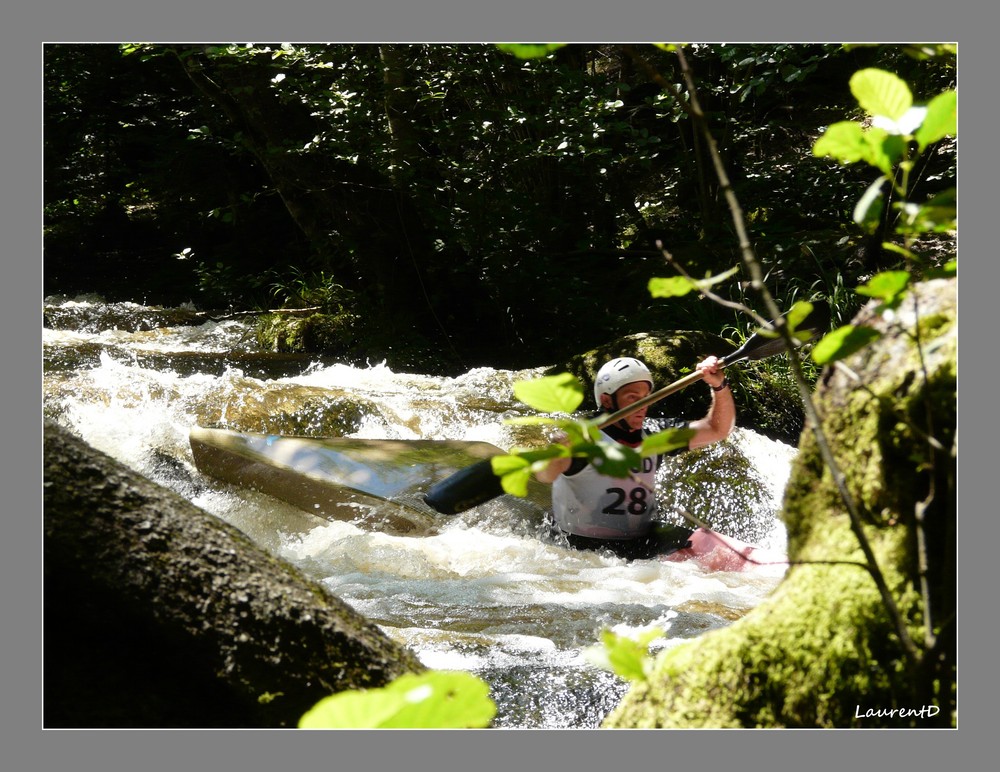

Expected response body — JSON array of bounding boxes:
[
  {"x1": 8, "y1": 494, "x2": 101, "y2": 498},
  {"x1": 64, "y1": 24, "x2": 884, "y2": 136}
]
[{"x1": 44, "y1": 420, "x2": 425, "y2": 728}]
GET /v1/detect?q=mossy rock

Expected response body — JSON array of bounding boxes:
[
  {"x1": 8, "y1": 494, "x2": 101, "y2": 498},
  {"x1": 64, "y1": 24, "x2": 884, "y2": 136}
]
[
  {"x1": 255, "y1": 311, "x2": 357, "y2": 355},
  {"x1": 603, "y1": 277, "x2": 956, "y2": 728}
]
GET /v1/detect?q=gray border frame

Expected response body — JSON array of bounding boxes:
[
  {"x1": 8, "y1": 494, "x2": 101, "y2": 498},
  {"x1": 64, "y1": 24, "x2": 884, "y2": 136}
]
[{"x1": 15, "y1": 3, "x2": 987, "y2": 770}]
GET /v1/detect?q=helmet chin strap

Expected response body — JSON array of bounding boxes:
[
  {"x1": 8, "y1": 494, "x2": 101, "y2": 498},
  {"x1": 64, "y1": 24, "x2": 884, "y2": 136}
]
[{"x1": 606, "y1": 394, "x2": 643, "y2": 444}]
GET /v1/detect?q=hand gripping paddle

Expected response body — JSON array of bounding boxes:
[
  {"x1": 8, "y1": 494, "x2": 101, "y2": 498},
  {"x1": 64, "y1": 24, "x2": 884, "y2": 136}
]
[{"x1": 423, "y1": 303, "x2": 828, "y2": 514}]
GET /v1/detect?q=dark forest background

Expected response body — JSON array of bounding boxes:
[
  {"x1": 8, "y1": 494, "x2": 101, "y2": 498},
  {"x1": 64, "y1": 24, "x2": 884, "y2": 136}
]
[{"x1": 43, "y1": 43, "x2": 956, "y2": 374}]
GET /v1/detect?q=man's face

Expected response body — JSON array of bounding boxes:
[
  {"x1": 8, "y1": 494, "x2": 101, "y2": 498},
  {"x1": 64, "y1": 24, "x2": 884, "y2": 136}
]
[{"x1": 602, "y1": 381, "x2": 651, "y2": 430}]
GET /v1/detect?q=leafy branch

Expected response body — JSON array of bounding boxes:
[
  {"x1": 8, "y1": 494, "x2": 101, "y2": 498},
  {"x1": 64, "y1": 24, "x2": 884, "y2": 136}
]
[{"x1": 496, "y1": 47, "x2": 955, "y2": 682}]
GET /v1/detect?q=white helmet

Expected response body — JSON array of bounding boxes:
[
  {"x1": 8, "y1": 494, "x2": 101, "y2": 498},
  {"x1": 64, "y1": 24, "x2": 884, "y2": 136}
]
[{"x1": 593, "y1": 357, "x2": 654, "y2": 407}]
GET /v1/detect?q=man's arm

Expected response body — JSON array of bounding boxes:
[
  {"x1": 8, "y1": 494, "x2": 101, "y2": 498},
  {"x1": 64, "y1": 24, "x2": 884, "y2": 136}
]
[{"x1": 687, "y1": 355, "x2": 736, "y2": 449}]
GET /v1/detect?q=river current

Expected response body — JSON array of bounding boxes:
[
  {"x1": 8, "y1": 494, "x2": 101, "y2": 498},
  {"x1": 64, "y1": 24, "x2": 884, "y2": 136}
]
[{"x1": 43, "y1": 295, "x2": 797, "y2": 729}]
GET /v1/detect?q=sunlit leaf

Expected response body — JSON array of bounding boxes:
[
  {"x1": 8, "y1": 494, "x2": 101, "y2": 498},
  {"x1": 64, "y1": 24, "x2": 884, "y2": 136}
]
[
  {"x1": 299, "y1": 671, "x2": 496, "y2": 729},
  {"x1": 648, "y1": 266, "x2": 738, "y2": 299},
  {"x1": 850, "y1": 68, "x2": 912, "y2": 121},
  {"x1": 856, "y1": 270, "x2": 911, "y2": 301},
  {"x1": 900, "y1": 188, "x2": 956, "y2": 234},
  {"x1": 513, "y1": 373, "x2": 585, "y2": 413},
  {"x1": 640, "y1": 427, "x2": 695, "y2": 456},
  {"x1": 499, "y1": 466, "x2": 532, "y2": 496},
  {"x1": 926, "y1": 259, "x2": 957, "y2": 279},
  {"x1": 490, "y1": 453, "x2": 531, "y2": 476},
  {"x1": 587, "y1": 441, "x2": 642, "y2": 478},
  {"x1": 785, "y1": 300, "x2": 822, "y2": 342},
  {"x1": 853, "y1": 175, "x2": 887, "y2": 226},
  {"x1": 496, "y1": 43, "x2": 566, "y2": 59},
  {"x1": 503, "y1": 416, "x2": 565, "y2": 426},
  {"x1": 813, "y1": 121, "x2": 867, "y2": 163},
  {"x1": 861, "y1": 129, "x2": 905, "y2": 177},
  {"x1": 811, "y1": 325, "x2": 882, "y2": 365},
  {"x1": 648, "y1": 275, "x2": 697, "y2": 298},
  {"x1": 881, "y1": 242, "x2": 918, "y2": 261},
  {"x1": 583, "y1": 627, "x2": 665, "y2": 683},
  {"x1": 915, "y1": 90, "x2": 956, "y2": 151},
  {"x1": 694, "y1": 265, "x2": 740, "y2": 290},
  {"x1": 872, "y1": 106, "x2": 926, "y2": 135},
  {"x1": 492, "y1": 446, "x2": 568, "y2": 496}
]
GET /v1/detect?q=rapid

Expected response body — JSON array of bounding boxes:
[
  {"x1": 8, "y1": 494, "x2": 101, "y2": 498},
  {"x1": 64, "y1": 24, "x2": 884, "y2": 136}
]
[{"x1": 43, "y1": 295, "x2": 798, "y2": 728}]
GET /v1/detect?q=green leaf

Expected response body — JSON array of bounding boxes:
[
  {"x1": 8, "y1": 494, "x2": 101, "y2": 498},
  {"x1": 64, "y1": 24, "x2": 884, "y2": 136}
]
[
  {"x1": 861, "y1": 128, "x2": 904, "y2": 177},
  {"x1": 583, "y1": 628, "x2": 665, "y2": 683},
  {"x1": 299, "y1": 671, "x2": 496, "y2": 729},
  {"x1": 915, "y1": 90, "x2": 957, "y2": 151},
  {"x1": 926, "y1": 259, "x2": 957, "y2": 279},
  {"x1": 648, "y1": 275, "x2": 697, "y2": 298},
  {"x1": 694, "y1": 265, "x2": 740, "y2": 291},
  {"x1": 492, "y1": 446, "x2": 569, "y2": 496},
  {"x1": 785, "y1": 300, "x2": 822, "y2": 342},
  {"x1": 648, "y1": 266, "x2": 738, "y2": 299},
  {"x1": 503, "y1": 416, "x2": 565, "y2": 426},
  {"x1": 853, "y1": 175, "x2": 887, "y2": 226},
  {"x1": 810, "y1": 325, "x2": 882, "y2": 365},
  {"x1": 499, "y1": 466, "x2": 533, "y2": 497},
  {"x1": 496, "y1": 43, "x2": 566, "y2": 59},
  {"x1": 587, "y1": 442, "x2": 643, "y2": 478},
  {"x1": 880, "y1": 242, "x2": 918, "y2": 261},
  {"x1": 813, "y1": 121, "x2": 867, "y2": 163},
  {"x1": 901, "y1": 188, "x2": 956, "y2": 234},
  {"x1": 513, "y1": 373, "x2": 585, "y2": 413},
  {"x1": 850, "y1": 68, "x2": 912, "y2": 121},
  {"x1": 640, "y1": 427, "x2": 695, "y2": 456},
  {"x1": 490, "y1": 454, "x2": 531, "y2": 476},
  {"x1": 856, "y1": 270, "x2": 911, "y2": 301}
]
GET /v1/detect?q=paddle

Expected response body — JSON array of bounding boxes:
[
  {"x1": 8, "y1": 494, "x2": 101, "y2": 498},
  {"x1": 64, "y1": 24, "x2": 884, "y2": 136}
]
[{"x1": 423, "y1": 304, "x2": 829, "y2": 515}]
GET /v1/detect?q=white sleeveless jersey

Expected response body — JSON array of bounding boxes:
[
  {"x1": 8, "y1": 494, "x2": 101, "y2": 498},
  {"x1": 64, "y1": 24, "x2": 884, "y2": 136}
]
[{"x1": 551, "y1": 429, "x2": 662, "y2": 539}]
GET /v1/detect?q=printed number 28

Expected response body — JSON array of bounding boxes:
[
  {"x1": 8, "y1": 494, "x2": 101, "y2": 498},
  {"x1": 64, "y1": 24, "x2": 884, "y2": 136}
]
[{"x1": 602, "y1": 487, "x2": 648, "y2": 515}]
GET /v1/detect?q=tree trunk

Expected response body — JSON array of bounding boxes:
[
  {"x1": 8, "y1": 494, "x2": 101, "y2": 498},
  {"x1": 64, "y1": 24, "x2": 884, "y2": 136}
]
[{"x1": 44, "y1": 419, "x2": 425, "y2": 728}]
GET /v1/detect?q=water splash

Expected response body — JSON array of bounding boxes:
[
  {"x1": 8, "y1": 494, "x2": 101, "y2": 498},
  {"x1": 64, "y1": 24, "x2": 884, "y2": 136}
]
[{"x1": 43, "y1": 296, "x2": 796, "y2": 729}]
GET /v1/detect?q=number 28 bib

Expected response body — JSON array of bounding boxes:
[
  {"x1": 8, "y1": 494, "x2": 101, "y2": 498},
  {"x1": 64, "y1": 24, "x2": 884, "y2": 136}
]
[{"x1": 551, "y1": 431, "x2": 661, "y2": 539}]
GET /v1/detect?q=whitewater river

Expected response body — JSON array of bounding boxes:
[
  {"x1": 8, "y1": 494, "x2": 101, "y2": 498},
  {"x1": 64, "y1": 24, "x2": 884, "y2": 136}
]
[{"x1": 43, "y1": 295, "x2": 797, "y2": 729}]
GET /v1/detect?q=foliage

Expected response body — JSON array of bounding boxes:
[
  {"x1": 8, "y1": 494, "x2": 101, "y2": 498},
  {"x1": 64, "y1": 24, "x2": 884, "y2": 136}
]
[
  {"x1": 810, "y1": 67, "x2": 956, "y2": 365},
  {"x1": 583, "y1": 627, "x2": 665, "y2": 683},
  {"x1": 299, "y1": 670, "x2": 496, "y2": 729},
  {"x1": 490, "y1": 371, "x2": 693, "y2": 496},
  {"x1": 43, "y1": 43, "x2": 955, "y2": 371},
  {"x1": 491, "y1": 52, "x2": 956, "y2": 726},
  {"x1": 491, "y1": 296, "x2": 818, "y2": 490}
]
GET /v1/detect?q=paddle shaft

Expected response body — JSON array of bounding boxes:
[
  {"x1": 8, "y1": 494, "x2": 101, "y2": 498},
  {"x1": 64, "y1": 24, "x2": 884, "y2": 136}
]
[
  {"x1": 424, "y1": 307, "x2": 827, "y2": 515},
  {"x1": 597, "y1": 367, "x2": 709, "y2": 429},
  {"x1": 595, "y1": 326, "x2": 785, "y2": 429}
]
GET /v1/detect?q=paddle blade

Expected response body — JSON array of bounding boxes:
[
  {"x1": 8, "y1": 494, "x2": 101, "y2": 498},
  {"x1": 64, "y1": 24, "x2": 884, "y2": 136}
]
[
  {"x1": 423, "y1": 459, "x2": 505, "y2": 515},
  {"x1": 722, "y1": 301, "x2": 830, "y2": 366}
]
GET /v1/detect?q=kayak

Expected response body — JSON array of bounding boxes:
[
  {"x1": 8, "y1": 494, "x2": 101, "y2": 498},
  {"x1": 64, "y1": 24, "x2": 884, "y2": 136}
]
[
  {"x1": 188, "y1": 426, "x2": 549, "y2": 535},
  {"x1": 661, "y1": 528, "x2": 787, "y2": 573},
  {"x1": 188, "y1": 426, "x2": 785, "y2": 570}
]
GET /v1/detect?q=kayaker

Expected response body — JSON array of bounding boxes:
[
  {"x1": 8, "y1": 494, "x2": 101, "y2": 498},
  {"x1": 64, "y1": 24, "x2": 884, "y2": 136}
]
[{"x1": 534, "y1": 356, "x2": 770, "y2": 569}]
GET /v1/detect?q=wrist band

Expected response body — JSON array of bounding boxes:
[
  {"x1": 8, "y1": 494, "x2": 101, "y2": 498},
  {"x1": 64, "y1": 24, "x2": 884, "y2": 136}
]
[{"x1": 710, "y1": 377, "x2": 729, "y2": 392}]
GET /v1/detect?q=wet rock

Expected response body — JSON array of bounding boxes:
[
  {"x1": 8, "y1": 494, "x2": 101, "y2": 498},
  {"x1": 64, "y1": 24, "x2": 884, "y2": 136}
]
[{"x1": 44, "y1": 420, "x2": 425, "y2": 728}]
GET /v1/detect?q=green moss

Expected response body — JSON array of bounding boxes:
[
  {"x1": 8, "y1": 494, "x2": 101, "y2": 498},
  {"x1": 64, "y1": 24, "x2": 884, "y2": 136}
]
[
  {"x1": 255, "y1": 311, "x2": 357, "y2": 355},
  {"x1": 603, "y1": 278, "x2": 956, "y2": 728}
]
